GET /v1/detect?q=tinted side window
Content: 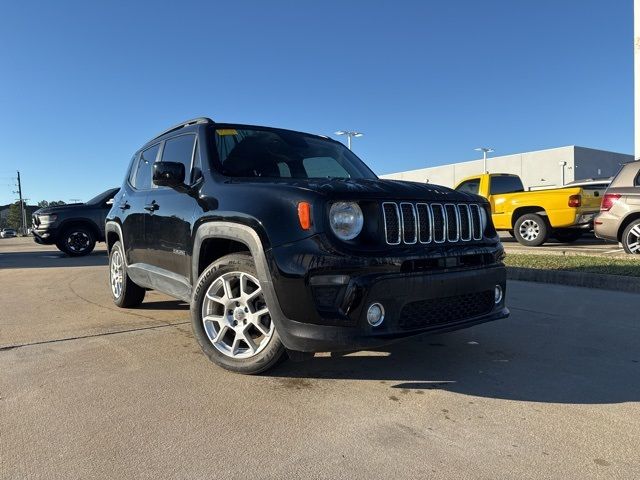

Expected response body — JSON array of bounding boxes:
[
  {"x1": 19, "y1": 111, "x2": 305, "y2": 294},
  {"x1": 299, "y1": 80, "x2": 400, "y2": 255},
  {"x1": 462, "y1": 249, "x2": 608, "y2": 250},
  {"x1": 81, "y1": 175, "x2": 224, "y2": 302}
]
[
  {"x1": 191, "y1": 140, "x2": 202, "y2": 183},
  {"x1": 456, "y1": 179, "x2": 480, "y2": 195},
  {"x1": 133, "y1": 144, "x2": 160, "y2": 190},
  {"x1": 161, "y1": 135, "x2": 196, "y2": 183},
  {"x1": 490, "y1": 176, "x2": 524, "y2": 195}
]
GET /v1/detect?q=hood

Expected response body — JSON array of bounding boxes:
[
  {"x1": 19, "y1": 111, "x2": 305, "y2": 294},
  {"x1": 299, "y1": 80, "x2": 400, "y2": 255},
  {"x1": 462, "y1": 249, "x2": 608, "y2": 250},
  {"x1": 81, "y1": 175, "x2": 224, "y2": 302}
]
[
  {"x1": 34, "y1": 203, "x2": 84, "y2": 216},
  {"x1": 225, "y1": 177, "x2": 481, "y2": 202}
]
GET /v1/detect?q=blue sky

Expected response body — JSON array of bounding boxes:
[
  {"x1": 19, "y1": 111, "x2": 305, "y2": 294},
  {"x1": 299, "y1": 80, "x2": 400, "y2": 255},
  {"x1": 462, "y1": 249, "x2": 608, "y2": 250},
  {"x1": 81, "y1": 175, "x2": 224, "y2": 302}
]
[{"x1": 0, "y1": 0, "x2": 633, "y2": 204}]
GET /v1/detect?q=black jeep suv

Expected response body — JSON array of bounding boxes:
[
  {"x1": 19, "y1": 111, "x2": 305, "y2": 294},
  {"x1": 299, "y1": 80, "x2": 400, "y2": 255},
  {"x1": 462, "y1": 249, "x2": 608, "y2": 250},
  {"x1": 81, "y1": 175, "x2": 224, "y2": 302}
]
[
  {"x1": 32, "y1": 188, "x2": 119, "y2": 256},
  {"x1": 106, "y1": 118, "x2": 508, "y2": 374}
]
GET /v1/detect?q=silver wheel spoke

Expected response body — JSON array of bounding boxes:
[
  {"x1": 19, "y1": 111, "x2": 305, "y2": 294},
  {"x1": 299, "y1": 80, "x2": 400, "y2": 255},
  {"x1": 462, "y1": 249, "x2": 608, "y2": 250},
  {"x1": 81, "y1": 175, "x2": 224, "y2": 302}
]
[
  {"x1": 213, "y1": 325, "x2": 229, "y2": 343},
  {"x1": 628, "y1": 241, "x2": 640, "y2": 253},
  {"x1": 201, "y1": 270, "x2": 273, "y2": 359},
  {"x1": 630, "y1": 225, "x2": 640, "y2": 237},
  {"x1": 251, "y1": 317, "x2": 270, "y2": 336}
]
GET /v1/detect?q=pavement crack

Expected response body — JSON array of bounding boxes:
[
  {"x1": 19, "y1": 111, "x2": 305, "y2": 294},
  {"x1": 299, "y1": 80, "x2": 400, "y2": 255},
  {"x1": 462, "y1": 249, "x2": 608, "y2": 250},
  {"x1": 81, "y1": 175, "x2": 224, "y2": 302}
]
[
  {"x1": 67, "y1": 273, "x2": 176, "y2": 322},
  {"x1": 0, "y1": 321, "x2": 191, "y2": 352}
]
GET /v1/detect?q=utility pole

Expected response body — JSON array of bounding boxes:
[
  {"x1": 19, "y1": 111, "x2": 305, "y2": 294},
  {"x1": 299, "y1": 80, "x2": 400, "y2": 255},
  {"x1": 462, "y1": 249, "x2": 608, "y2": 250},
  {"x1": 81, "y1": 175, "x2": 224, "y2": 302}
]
[{"x1": 16, "y1": 170, "x2": 26, "y2": 234}]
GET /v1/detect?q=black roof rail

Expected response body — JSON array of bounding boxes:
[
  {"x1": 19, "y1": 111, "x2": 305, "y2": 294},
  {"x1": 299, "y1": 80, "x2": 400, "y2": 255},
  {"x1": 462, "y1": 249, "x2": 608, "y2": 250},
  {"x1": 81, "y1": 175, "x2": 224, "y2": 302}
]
[{"x1": 150, "y1": 117, "x2": 214, "y2": 141}]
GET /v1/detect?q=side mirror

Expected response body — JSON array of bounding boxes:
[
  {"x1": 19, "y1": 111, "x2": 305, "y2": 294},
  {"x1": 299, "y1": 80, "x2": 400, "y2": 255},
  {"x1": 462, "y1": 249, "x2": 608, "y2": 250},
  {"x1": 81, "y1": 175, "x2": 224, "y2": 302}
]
[{"x1": 153, "y1": 162, "x2": 185, "y2": 188}]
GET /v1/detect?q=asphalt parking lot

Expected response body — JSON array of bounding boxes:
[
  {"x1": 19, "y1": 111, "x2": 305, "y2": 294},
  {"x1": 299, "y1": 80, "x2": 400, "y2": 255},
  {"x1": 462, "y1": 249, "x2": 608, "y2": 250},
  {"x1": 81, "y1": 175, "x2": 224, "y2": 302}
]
[{"x1": 1, "y1": 237, "x2": 639, "y2": 479}]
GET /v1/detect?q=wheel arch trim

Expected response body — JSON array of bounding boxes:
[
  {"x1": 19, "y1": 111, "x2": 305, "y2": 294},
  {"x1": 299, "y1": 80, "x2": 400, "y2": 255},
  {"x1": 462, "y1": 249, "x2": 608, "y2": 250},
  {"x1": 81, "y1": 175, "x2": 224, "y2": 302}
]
[{"x1": 192, "y1": 222, "x2": 294, "y2": 349}]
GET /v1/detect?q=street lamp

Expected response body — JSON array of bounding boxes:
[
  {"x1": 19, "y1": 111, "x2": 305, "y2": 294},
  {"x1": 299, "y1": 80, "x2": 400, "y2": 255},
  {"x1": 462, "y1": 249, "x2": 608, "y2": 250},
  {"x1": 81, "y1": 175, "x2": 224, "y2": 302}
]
[
  {"x1": 474, "y1": 147, "x2": 494, "y2": 173},
  {"x1": 335, "y1": 130, "x2": 363, "y2": 150}
]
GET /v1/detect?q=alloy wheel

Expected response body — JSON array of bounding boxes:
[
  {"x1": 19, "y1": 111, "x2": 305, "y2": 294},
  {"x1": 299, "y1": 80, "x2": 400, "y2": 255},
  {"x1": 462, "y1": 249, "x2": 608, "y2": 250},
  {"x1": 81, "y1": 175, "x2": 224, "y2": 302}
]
[
  {"x1": 519, "y1": 219, "x2": 540, "y2": 241},
  {"x1": 626, "y1": 223, "x2": 640, "y2": 254},
  {"x1": 201, "y1": 271, "x2": 274, "y2": 359},
  {"x1": 110, "y1": 249, "x2": 124, "y2": 298},
  {"x1": 67, "y1": 231, "x2": 90, "y2": 253}
]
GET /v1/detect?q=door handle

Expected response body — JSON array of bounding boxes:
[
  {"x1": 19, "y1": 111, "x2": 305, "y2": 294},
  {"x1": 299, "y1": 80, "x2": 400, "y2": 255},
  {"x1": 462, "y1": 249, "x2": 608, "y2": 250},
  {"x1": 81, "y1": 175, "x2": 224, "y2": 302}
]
[
  {"x1": 118, "y1": 201, "x2": 130, "y2": 210},
  {"x1": 144, "y1": 201, "x2": 159, "y2": 212}
]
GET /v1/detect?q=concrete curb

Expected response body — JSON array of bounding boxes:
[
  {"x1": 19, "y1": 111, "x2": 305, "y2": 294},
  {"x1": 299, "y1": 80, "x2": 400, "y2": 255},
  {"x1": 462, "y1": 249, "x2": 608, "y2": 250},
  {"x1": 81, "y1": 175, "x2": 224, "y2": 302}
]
[{"x1": 507, "y1": 267, "x2": 640, "y2": 294}]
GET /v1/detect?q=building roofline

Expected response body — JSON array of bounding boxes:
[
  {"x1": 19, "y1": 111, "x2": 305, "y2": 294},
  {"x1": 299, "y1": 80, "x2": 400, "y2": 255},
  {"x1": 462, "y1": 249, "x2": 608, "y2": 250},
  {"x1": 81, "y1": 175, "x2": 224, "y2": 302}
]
[{"x1": 382, "y1": 145, "x2": 633, "y2": 176}]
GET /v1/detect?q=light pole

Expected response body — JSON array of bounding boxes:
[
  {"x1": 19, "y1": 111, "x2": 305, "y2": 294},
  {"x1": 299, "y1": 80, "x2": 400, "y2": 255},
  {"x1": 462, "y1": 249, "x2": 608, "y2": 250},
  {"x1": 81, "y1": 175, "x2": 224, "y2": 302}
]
[
  {"x1": 335, "y1": 130, "x2": 363, "y2": 150},
  {"x1": 474, "y1": 147, "x2": 494, "y2": 173}
]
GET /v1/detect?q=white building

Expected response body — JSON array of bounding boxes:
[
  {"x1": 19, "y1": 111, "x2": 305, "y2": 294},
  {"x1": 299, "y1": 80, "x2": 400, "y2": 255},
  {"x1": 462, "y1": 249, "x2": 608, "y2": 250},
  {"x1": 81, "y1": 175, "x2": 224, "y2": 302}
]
[{"x1": 381, "y1": 146, "x2": 632, "y2": 190}]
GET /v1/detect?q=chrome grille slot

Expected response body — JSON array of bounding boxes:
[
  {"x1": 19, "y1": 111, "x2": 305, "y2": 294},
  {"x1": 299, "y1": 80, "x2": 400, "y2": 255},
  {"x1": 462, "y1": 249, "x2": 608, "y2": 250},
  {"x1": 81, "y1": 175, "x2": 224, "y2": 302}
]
[
  {"x1": 444, "y1": 204, "x2": 459, "y2": 242},
  {"x1": 382, "y1": 202, "x2": 401, "y2": 245},
  {"x1": 431, "y1": 204, "x2": 446, "y2": 243},
  {"x1": 381, "y1": 201, "x2": 484, "y2": 246},
  {"x1": 399, "y1": 203, "x2": 417, "y2": 244},
  {"x1": 470, "y1": 204, "x2": 483, "y2": 240},
  {"x1": 416, "y1": 203, "x2": 431, "y2": 244},
  {"x1": 458, "y1": 204, "x2": 471, "y2": 241}
]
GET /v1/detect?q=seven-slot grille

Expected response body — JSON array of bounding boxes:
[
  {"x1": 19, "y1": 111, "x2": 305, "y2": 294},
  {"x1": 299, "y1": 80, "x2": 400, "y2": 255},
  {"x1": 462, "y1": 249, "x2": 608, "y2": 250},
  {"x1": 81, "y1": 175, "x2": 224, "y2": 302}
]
[{"x1": 382, "y1": 202, "x2": 484, "y2": 245}]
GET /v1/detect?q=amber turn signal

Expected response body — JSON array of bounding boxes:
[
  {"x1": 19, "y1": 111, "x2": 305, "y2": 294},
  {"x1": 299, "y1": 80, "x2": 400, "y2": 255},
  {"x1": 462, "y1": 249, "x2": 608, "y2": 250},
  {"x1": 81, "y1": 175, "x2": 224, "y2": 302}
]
[{"x1": 297, "y1": 202, "x2": 312, "y2": 230}]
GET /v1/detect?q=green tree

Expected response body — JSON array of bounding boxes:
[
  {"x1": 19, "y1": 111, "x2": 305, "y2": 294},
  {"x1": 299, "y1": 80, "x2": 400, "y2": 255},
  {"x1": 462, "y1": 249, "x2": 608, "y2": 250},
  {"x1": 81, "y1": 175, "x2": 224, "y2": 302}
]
[
  {"x1": 37, "y1": 200, "x2": 66, "y2": 208},
  {"x1": 7, "y1": 202, "x2": 22, "y2": 230}
]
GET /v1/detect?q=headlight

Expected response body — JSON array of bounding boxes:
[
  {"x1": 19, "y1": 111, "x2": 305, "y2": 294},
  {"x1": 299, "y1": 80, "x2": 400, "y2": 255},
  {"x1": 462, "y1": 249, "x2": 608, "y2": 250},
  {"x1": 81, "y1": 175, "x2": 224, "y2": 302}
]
[
  {"x1": 329, "y1": 202, "x2": 363, "y2": 241},
  {"x1": 39, "y1": 214, "x2": 58, "y2": 224}
]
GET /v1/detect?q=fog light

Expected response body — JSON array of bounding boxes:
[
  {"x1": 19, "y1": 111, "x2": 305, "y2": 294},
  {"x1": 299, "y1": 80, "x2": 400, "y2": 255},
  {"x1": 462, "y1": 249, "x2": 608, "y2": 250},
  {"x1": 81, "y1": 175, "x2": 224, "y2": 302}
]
[
  {"x1": 494, "y1": 285, "x2": 503, "y2": 304},
  {"x1": 367, "y1": 303, "x2": 385, "y2": 327}
]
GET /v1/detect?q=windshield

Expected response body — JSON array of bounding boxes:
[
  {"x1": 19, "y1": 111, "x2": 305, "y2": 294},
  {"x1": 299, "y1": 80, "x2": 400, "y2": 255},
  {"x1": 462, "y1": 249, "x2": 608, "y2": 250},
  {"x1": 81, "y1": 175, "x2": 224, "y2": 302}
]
[
  {"x1": 212, "y1": 126, "x2": 377, "y2": 180},
  {"x1": 86, "y1": 188, "x2": 119, "y2": 205}
]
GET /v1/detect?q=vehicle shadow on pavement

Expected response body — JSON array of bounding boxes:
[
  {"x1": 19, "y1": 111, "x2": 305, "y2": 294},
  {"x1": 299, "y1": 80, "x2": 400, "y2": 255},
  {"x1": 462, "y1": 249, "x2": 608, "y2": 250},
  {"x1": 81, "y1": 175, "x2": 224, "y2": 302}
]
[
  {"x1": 270, "y1": 320, "x2": 640, "y2": 405},
  {"x1": 0, "y1": 250, "x2": 108, "y2": 269},
  {"x1": 137, "y1": 300, "x2": 190, "y2": 311}
]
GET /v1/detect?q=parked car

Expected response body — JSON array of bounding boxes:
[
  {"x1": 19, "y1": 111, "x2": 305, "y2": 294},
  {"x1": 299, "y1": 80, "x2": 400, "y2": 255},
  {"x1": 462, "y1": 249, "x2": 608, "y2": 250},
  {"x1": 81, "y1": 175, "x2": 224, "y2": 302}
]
[
  {"x1": 1, "y1": 228, "x2": 17, "y2": 238},
  {"x1": 594, "y1": 162, "x2": 640, "y2": 253},
  {"x1": 32, "y1": 188, "x2": 119, "y2": 256},
  {"x1": 106, "y1": 117, "x2": 509, "y2": 374},
  {"x1": 455, "y1": 173, "x2": 602, "y2": 246}
]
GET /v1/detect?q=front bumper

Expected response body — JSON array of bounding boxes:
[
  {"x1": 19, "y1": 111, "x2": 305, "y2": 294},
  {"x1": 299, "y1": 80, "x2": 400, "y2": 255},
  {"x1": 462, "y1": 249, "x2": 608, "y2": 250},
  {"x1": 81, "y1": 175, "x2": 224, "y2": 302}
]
[
  {"x1": 31, "y1": 226, "x2": 58, "y2": 244},
  {"x1": 266, "y1": 236, "x2": 509, "y2": 352}
]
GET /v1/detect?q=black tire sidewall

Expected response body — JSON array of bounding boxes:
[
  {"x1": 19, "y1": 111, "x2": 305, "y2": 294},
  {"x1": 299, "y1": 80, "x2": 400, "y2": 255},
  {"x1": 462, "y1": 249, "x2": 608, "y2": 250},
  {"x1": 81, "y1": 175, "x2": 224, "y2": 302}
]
[
  {"x1": 514, "y1": 214, "x2": 549, "y2": 247},
  {"x1": 622, "y1": 220, "x2": 640, "y2": 254},
  {"x1": 59, "y1": 226, "x2": 95, "y2": 256},
  {"x1": 109, "y1": 241, "x2": 145, "y2": 307},
  {"x1": 191, "y1": 253, "x2": 285, "y2": 374}
]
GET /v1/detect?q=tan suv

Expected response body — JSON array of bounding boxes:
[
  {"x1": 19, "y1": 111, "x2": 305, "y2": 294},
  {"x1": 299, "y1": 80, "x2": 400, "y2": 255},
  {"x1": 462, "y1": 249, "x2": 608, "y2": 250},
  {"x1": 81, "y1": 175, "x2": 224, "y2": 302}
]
[{"x1": 594, "y1": 161, "x2": 640, "y2": 253}]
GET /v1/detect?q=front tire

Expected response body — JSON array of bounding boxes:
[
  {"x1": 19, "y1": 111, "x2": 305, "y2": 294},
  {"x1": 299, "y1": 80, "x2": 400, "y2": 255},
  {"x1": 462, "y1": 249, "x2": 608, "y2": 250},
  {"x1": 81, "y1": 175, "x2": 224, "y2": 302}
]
[
  {"x1": 109, "y1": 241, "x2": 145, "y2": 307},
  {"x1": 622, "y1": 220, "x2": 640, "y2": 254},
  {"x1": 191, "y1": 253, "x2": 286, "y2": 374},
  {"x1": 514, "y1": 213, "x2": 549, "y2": 247},
  {"x1": 57, "y1": 226, "x2": 96, "y2": 256}
]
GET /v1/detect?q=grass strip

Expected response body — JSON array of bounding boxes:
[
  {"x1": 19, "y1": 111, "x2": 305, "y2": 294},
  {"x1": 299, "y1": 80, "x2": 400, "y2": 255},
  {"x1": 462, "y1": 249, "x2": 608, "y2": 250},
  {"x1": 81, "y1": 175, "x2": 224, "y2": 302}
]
[{"x1": 504, "y1": 253, "x2": 640, "y2": 278}]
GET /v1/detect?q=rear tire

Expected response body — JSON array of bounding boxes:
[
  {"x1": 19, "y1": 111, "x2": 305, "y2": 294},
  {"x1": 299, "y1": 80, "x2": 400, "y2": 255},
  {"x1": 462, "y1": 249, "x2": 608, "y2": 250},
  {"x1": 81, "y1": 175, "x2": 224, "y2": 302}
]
[
  {"x1": 109, "y1": 241, "x2": 146, "y2": 307},
  {"x1": 514, "y1": 214, "x2": 549, "y2": 247},
  {"x1": 553, "y1": 229, "x2": 583, "y2": 243},
  {"x1": 57, "y1": 226, "x2": 96, "y2": 256},
  {"x1": 622, "y1": 220, "x2": 640, "y2": 254},
  {"x1": 191, "y1": 253, "x2": 286, "y2": 375}
]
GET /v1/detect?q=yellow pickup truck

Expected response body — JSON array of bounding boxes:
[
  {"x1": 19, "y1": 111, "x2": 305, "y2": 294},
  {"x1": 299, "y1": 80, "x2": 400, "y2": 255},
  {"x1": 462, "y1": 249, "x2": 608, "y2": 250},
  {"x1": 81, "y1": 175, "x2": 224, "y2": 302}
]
[{"x1": 454, "y1": 173, "x2": 602, "y2": 246}]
